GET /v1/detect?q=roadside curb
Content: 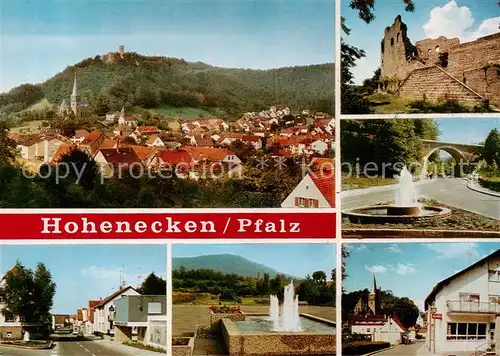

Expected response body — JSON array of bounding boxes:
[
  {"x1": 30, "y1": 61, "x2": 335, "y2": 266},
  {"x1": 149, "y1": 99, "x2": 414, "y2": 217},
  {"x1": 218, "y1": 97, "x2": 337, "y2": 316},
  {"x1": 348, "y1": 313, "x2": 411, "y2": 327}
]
[
  {"x1": 359, "y1": 345, "x2": 396, "y2": 356},
  {"x1": 467, "y1": 181, "x2": 500, "y2": 198}
]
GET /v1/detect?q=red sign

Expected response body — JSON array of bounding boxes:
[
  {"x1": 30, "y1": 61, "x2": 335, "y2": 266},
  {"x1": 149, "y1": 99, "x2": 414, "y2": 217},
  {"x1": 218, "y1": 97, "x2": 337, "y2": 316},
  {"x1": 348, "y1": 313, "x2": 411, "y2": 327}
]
[
  {"x1": 0, "y1": 211, "x2": 336, "y2": 239},
  {"x1": 432, "y1": 313, "x2": 442, "y2": 320}
]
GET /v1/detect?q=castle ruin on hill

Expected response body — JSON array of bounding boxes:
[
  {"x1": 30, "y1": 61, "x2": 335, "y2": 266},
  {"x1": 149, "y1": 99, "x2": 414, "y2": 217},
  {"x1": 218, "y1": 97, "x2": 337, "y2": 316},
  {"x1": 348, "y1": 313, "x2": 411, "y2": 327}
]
[{"x1": 379, "y1": 15, "x2": 500, "y2": 108}]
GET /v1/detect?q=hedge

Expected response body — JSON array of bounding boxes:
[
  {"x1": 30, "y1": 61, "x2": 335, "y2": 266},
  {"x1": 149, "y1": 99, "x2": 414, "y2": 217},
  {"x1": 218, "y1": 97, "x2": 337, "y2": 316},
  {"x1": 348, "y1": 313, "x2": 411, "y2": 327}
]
[
  {"x1": 342, "y1": 341, "x2": 391, "y2": 355},
  {"x1": 479, "y1": 178, "x2": 500, "y2": 193}
]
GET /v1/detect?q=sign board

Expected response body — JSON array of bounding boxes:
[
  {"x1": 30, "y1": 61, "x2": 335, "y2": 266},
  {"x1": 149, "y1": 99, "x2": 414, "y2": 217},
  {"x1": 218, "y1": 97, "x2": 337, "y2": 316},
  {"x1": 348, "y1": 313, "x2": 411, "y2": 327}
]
[{"x1": 432, "y1": 313, "x2": 442, "y2": 320}]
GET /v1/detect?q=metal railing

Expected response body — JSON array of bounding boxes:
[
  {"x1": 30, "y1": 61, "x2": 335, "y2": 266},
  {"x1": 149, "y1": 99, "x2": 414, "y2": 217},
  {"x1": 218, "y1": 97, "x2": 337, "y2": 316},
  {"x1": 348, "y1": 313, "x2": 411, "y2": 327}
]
[{"x1": 446, "y1": 301, "x2": 500, "y2": 313}]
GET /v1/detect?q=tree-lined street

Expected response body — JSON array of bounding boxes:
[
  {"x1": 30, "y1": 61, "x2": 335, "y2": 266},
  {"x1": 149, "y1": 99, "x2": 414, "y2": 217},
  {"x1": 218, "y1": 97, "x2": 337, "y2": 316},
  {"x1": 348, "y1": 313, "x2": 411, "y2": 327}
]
[{"x1": 342, "y1": 178, "x2": 500, "y2": 220}]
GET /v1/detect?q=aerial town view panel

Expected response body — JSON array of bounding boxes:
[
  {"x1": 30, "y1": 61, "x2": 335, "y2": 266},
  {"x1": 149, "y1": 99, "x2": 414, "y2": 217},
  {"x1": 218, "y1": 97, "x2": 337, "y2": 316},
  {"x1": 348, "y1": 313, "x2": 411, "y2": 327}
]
[{"x1": 0, "y1": 0, "x2": 335, "y2": 209}]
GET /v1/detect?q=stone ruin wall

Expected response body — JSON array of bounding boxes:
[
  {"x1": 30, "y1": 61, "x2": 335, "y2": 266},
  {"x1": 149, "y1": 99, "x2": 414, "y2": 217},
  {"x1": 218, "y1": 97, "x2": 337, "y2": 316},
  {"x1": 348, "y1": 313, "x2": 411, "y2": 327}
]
[
  {"x1": 381, "y1": 16, "x2": 500, "y2": 106},
  {"x1": 446, "y1": 33, "x2": 500, "y2": 76},
  {"x1": 414, "y1": 37, "x2": 460, "y2": 65}
]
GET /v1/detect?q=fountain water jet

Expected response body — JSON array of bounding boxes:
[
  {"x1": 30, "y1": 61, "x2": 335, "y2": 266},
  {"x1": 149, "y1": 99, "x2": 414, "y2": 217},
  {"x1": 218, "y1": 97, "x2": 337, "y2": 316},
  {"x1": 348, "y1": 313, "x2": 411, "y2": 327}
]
[
  {"x1": 269, "y1": 295, "x2": 279, "y2": 325},
  {"x1": 271, "y1": 280, "x2": 302, "y2": 332},
  {"x1": 389, "y1": 166, "x2": 421, "y2": 216}
]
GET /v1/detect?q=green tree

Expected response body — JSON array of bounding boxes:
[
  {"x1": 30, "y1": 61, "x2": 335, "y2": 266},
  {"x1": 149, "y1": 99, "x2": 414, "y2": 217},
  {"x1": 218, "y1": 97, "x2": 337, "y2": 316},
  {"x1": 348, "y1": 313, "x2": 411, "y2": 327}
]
[
  {"x1": 137, "y1": 272, "x2": 167, "y2": 295},
  {"x1": 312, "y1": 271, "x2": 327, "y2": 285},
  {"x1": 56, "y1": 148, "x2": 100, "y2": 190},
  {"x1": 0, "y1": 122, "x2": 17, "y2": 166},
  {"x1": 1, "y1": 261, "x2": 56, "y2": 333},
  {"x1": 33, "y1": 263, "x2": 56, "y2": 332},
  {"x1": 482, "y1": 128, "x2": 500, "y2": 166}
]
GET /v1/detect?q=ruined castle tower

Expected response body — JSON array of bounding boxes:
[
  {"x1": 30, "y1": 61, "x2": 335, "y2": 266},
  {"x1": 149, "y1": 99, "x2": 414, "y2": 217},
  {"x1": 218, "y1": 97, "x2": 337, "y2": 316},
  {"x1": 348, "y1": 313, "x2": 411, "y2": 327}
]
[
  {"x1": 119, "y1": 45, "x2": 124, "y2": 59},
  {"x1": 368, "y1": 273, "x2": 378, "y2": 315},
  {"x1": 380, "y1": 15, "x2": 419, "y2": 81}
]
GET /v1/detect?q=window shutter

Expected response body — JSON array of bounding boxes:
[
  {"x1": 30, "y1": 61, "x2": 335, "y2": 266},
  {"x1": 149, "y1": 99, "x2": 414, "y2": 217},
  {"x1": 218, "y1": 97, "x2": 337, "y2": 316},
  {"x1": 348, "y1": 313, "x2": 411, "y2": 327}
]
[
  {"x1": 305, "y1": 198, "x2": 310, "y2": 207},
  {"x1": 294, "y1": 197, "x2": 299, "y2": 206},
  {"x1": 314, "y1": 200, "x2": 319, "y2": 208}
]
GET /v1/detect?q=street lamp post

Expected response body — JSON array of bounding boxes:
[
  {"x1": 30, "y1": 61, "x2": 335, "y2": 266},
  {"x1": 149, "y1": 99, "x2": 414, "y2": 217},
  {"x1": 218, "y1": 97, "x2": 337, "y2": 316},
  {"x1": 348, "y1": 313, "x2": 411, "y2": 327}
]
[{"x1": 430, "y1": 305, "x2": 437, "y2": 354}]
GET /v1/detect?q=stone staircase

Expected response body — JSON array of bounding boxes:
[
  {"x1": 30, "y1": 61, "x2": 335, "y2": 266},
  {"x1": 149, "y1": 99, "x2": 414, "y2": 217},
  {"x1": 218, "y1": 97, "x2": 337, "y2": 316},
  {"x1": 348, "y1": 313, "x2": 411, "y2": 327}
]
[{"x1": 396, "y1": 66, "x2": 487, "y2": 107}]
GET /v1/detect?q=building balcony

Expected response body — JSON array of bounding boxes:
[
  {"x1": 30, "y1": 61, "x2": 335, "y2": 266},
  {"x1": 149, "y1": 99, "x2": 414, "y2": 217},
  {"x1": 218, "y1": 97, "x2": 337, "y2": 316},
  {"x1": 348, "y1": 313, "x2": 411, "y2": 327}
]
[{"x1": 446, "y1": 301, "x2": 500, "y2": 314}]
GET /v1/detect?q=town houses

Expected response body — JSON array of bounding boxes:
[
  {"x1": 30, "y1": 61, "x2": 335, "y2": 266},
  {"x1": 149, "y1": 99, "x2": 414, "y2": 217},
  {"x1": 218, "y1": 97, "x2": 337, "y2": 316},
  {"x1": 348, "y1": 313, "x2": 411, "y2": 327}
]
[{"x1": 8, "y1": 79, "x2": 334, "y2": 206}]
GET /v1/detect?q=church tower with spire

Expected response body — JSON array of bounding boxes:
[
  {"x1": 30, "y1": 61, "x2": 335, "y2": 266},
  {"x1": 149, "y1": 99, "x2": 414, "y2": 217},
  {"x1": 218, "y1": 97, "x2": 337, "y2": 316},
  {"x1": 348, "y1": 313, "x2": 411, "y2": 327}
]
[
  {"x1": 368, "y1": 273, "x2": 378, "y2": 315},
  {"x1": 70, "y1": 74, "x2": 79, "y2": 116}
]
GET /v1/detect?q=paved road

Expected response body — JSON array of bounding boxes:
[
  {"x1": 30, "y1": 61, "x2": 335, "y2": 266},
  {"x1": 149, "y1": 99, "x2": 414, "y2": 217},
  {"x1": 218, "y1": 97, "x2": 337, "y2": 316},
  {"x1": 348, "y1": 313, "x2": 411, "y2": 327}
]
[
  {"x1": 374, "y1": 342, "x2": 429, "y2": 356},
  {"x1": 342, "y1": 178, "x2": 500, "y2": 220},
  {"x1": 0, "y1": 340, "x2": 164, "y2": 356}
]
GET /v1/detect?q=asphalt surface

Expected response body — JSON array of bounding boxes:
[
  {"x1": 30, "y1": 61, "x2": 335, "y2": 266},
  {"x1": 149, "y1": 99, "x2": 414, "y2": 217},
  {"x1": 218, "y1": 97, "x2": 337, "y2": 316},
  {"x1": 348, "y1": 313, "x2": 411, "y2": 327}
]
[
  {"x1": 0, "y1": 340, "x2": 148, "y2": 356},
  {"x1": 342, "y1": 178, "x2": 500, "y2": 220},
  {"x1": 372, "y1": 342, "x2": 430, "y2": 356}
]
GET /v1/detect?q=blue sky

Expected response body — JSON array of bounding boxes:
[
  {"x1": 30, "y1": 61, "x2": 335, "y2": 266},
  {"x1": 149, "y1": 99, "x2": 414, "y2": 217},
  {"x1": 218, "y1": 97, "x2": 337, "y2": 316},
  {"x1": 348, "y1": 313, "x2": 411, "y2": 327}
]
[
  {"x1": 435, "y1": 118, "x2": 500, "y2": 145},
  {"x1": 343, "y1": 243, "x2": 500, "y2": 311},
  {"x1": 0, "y1": 0, "x2": 334, "y2": 92},
  {"x1": 342, "y1": 0, "x2": 500, "y2": 83},
  {"x1": 0, "y1": 244, "x2": 167, "y2": 314},
  {"x1": 173, "y1": 243, "x2": 336, "y2": 280}
]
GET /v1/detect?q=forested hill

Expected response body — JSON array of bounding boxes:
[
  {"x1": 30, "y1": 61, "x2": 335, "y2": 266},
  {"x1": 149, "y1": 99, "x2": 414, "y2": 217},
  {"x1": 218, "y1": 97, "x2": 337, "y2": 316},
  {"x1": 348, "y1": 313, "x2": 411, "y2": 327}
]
[
  {"x1": 1, "y1": 52, "x2": 334, "y2": 115},
  {"x1": 173, "y1": 254, "x2": 287, "y2": 278}
]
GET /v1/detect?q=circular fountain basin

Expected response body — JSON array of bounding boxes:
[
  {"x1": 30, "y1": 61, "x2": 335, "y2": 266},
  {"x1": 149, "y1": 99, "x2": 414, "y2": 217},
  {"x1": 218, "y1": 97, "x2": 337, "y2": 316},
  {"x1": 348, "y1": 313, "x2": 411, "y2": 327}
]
[
  {"x1": 343, "y1": 205, "x2": 451, "y2": 224},
  {"x1": 387, "y1": 206, "x2": 421, "y2": 216}
]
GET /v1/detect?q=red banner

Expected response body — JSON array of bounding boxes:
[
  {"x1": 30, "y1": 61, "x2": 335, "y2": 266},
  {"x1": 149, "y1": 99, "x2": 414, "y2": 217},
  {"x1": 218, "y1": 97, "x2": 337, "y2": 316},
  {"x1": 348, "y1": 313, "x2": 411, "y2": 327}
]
[{"x1": 0, "y1": 212, "x2": 336, "y2": 239}]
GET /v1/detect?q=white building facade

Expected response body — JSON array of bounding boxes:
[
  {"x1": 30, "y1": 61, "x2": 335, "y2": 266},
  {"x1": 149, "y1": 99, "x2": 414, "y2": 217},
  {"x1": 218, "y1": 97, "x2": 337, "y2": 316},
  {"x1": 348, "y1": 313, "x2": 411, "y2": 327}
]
[
  {"x1": 93, "y1": 286, "x2": 140, "y2": 336},
  {"x1": 425, "y1": 250, "x2": 500, "y2": 354}
]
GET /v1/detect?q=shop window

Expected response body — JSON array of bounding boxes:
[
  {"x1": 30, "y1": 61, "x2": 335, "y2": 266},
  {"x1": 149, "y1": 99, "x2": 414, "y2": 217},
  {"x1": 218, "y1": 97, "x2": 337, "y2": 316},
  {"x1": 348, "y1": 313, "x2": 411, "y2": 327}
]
[{"x1": 447, "y1": 322, "x2": 487, "y2": 340}]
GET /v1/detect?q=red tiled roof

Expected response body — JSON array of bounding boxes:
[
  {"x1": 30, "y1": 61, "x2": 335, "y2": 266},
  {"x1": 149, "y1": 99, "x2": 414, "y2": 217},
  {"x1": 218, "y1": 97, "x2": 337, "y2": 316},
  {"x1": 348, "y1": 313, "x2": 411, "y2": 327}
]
[
  {"x1": 157, "y1": 149, "x2": 193, "y2": 166},
  {"x1": 309, "y1": 172, "x2": 335, "y2": 207},
  {"x1": 51, "y1": 144, "x2": 82, "y2": 165},
  {"x1": 94, "y1": 286, "x2": 137, "y2": 309},
  {"x1": 97, "y1": 148, "x2": 142, "y2": 168},
  {"x1": 81, "y1": 131, "x2": 104, "y2": 145},
  {"x1": 88, "y1": 300, "x2": 101, "y2": 309},
  {"x1": 242, "y1": 135, "x2": 260, "y2": 142},
  {"x1": 137, "y1": 126, "x2": 160, "y2": 134},
  {"x1": 99, "y1": 139, "x2": 117, "y2": 150},
  {"x1": 391, "y1": 314, "x2": 407, "y2": 332},
  {"x1": 129, "y1": 145, "x2": 156, "y2": 161},
  {"x1": 182, "y1": 146, "x2": 234, "y2": 162},
  {"x1": 74, "y1": 130, "x2": 90, "y2": 138}
]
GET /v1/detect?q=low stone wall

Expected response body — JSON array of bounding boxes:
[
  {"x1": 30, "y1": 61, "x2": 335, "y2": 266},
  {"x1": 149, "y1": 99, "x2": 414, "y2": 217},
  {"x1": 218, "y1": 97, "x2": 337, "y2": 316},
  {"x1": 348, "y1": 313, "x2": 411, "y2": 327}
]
[
  {"x1": 0, "y1": 326, "x2": 22, "y2": 340},
  {"x1": 172, "y1": 336, "x2": 194, "y2": 356},
  {"x1": 210, "y1": 312, "x2": 246, "y2": 333},
  {"x1": 221, "y1": 318, "x2": 335, "y2": 356}
]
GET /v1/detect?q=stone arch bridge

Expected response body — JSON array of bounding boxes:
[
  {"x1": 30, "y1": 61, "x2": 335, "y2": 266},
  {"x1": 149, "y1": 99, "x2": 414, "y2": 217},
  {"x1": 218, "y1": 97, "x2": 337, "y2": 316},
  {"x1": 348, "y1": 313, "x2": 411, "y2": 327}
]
[{"x1": 421, "y1": 139, "x2": 483, "y2": 177}]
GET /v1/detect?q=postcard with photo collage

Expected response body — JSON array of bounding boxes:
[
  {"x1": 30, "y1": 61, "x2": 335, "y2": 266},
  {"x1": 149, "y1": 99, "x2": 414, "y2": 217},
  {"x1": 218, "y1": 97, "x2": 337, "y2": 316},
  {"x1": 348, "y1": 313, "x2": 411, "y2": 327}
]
[{"x1": 0, "y1": 0, "x2": 498, "y2": 355}]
